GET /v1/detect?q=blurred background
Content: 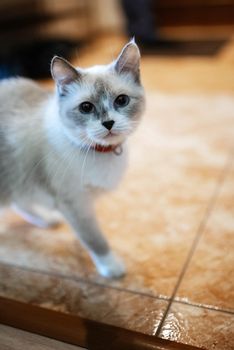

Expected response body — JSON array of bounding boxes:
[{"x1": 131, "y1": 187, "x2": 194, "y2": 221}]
[{"x1": 0, "y1": 0, "x2": 234, "y2": 89}]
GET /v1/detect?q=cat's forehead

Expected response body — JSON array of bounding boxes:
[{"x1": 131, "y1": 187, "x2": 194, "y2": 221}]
[
  {"x1": 81, "y1": 65, "x2": 137, "y2": 96},
  {"x1": 85, "y1": 73, "x2": 127, "y2": 95},
  {"x1": 74, "y1": 78, "x2": 111, "y2": 105}
]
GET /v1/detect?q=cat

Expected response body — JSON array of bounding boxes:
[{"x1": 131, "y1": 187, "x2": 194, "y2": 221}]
[{"x1": 0, "y1": 40, "x2": 145, "y2": 278}]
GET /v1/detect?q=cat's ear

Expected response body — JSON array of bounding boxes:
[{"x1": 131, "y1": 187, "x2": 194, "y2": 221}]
[
  {"x1": 114, "y1": 39, "x2": 141, "y2": 82},
  {"x1": 51, "y1": 56, "x2": 81, "y2": 94}
]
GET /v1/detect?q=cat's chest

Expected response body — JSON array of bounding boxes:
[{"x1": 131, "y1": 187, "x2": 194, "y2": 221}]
[
  {"x1": 83, "y1": 150, "x2": 128, "y2": 189},
  {"x1": 49, "y1": 147, "x2": 128, "y2": 195}
]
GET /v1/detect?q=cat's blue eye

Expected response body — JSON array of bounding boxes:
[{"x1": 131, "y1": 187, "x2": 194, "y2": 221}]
[
  {"x1": 114, "y1": 94, "x2": 130, "y2": 108},
  {"x1": 79, "y1": 102, "x2": 95, "y2": 114}
]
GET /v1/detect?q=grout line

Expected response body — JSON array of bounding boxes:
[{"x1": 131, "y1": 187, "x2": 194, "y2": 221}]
[
  {"x1": 0, "y1": 260, "x2": 169, "y2": 302},
  {"x1": 155, "y1": 149, "x2": 234, "y2": 337},
  {"x1": 1, "y1": 260, "x2": 234, "y2": 316},
  {"x1": 173, "y1": 299, "x2": 234, "y2": 316}
]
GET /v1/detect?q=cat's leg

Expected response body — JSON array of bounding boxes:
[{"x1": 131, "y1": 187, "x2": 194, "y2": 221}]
[
  {"x1": 58, "y1": 196, "x2": 125, "y2": 279},
  {"x1": 12, "y1": 203, "x2": 60, "y2": 229}
]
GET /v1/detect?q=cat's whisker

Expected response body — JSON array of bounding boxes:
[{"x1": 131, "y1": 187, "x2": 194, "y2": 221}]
[
  {"x1": 56, "y1": 149, "x2": 78, "y2": 200},
  {"x1": 80, "y1": 140, "x2": 94, "y2": 186},
  {"x1": 46, "y1": 147, "x2": 74, "y2": 197}
]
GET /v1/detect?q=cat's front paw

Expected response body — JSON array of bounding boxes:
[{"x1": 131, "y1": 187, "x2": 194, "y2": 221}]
[{"x1": 92, "y1": 251, "x2": 126, "y2": 279}]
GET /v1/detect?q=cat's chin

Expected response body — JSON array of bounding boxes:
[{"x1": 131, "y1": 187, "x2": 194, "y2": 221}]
[
  {"x1": 94, "y1": 134, "x2": 126, "y2": 147},
  {"x1": 65, "y1": 133, "x2": 125, "y2": 149}
]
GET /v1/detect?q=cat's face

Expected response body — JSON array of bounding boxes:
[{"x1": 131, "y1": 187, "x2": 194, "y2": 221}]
[{"x1": 51, "y1": 41, "x2": 145, "y2": 148}]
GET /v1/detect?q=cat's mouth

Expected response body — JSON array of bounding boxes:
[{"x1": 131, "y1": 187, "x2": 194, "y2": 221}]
[
  {"x1": 86, "y1": 128, "x2": 130, "y2": 147},
  {"x1": 103, "y1": 132, "x2": 116, "y2": 139},
  {"x1": 91, "y1": 131, "x2": 126, "y2": 147},
  {"x1": 102, "y1": 131, "x2": 127, "y2": 144}
]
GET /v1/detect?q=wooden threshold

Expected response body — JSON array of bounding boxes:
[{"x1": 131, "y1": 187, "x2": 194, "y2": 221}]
[{"x1": 0, "y1": 296, "x2": 202, "y2": 350}]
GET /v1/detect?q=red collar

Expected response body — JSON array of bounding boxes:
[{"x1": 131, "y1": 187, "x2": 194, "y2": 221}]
[{"x1": 91, "y1": 144, "x2": 123, "y2": 154}]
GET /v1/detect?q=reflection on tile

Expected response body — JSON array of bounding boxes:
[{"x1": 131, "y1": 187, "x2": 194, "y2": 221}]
[
  {"x1": 0, "y1": 263, "x2": 167, "y2": 335},
  {"x1": 176, "y1": 165, "x2": 234, "y2": 312},
  {"x1": 159, "y1": 302, "x2": 234, "y2": 350},
  {"x1": 0, "y1": 93, "x2": 233, "y2": 300}
]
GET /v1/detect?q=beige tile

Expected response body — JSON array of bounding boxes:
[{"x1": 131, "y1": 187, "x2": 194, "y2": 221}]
[
  {"x1": 159, "y1": 302, "x2": 234, "y2": 350},
  {"x1": 0, "y1": 93, "x2": 233, "y2": 300},
  {"x1": 175, "y1": 165, "x2": 234, "y2": 312},
  {"x1": 0, "y1": 263, "x2": 167, "y2": 335}
]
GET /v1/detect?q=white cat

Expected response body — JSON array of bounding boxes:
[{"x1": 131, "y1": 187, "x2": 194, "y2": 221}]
[{"x1": 0, "y1": 40, "x2": 145, "y2": 278}]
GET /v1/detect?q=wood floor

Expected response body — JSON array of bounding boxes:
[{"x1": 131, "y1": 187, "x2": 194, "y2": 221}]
[{"x1": 0, "y1": 325, "x2": 86, "y2": 350}]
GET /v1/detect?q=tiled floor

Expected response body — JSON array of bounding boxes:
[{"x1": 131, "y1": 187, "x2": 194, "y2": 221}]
[{"x1": 0, "y1": 35, "x2": 234, "y2": 349}]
